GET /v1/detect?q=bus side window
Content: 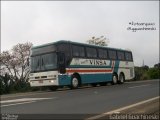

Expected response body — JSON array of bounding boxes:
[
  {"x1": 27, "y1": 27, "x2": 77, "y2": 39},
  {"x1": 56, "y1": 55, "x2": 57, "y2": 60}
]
[
  {"x1": 125, "y1": 52, "x2": 133, "y2": 61},
  {"x1": 108, "y1": 50, "x2": 117, "y2": 60},
  {"x1": 98, "y1": 49, "x2": 108, "y2": 59},
  {"x1": 117, "y1": 51, "x2": 125, "y2": 60},
  {"x1": 72, "y1": 45, "x2": 85, "y2": 57},
  {"x1": 72, "y1": 45, "x2": 79, "y2": 57},
  {"x1": 86, "y1": 47, "x2": 97, "y2": 58}
]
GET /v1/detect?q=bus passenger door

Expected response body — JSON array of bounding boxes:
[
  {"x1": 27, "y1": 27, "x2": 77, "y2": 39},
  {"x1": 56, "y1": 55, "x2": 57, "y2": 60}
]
[{"x1": 58, "y1": 52, "x2": 66, "y2": 74}]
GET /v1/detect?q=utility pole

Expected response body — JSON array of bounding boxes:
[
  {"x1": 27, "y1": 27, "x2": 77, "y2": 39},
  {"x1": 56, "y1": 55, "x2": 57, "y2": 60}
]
[{"x1": 142, "y1": 59, "x2": 144, "y2": 67}]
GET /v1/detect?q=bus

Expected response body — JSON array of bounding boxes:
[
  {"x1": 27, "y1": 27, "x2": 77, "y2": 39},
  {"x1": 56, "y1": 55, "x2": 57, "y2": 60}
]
[{"x1": 29, "y1": 40, "x2": 135, "y2": 90}]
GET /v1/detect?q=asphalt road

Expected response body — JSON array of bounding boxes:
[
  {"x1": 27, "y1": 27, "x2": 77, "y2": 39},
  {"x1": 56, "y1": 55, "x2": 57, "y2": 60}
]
[{"x1": 0, "y1": 80, "x2": 159, "y2": 119}]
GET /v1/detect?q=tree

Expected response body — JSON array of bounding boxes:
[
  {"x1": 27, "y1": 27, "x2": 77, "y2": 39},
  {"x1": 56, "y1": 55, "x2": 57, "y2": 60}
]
[
  {"x1": 12, "y1": 42, "x2": 32, "y2": 81},
  {"x1": 0, "y1": 51, "x2": 17, "y2": 79},
  {"x1": 154, "y1": 63, "x2": 160, "y2": 69},
  {"x1": 142, "y1": 65, "x2": 149, "y2": 71},
  {"x1": 0, "y1": 42, "x2": 32, "y2": 82},
  {"x1": 148, "y1": 68, "x2": 160, "y2": 79},
  {"x1": 0, "y1": 75, "x2": 5, "y2": 94},
  {"x1": 87, "y1": 36, "x2": 109, "y2": 46}
]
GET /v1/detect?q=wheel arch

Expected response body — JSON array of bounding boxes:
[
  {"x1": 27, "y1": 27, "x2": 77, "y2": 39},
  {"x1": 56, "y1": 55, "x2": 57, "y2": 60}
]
[{"x1": 113, "y1": 72, "x2": 118, "y2": 78}]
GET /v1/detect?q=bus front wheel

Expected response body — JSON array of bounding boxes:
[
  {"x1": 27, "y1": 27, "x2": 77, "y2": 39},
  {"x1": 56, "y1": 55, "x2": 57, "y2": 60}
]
[
  {"x1": 71, "y1": 76, "x2": 79, "y2": 89},
  {"x1": 111, "y1": 74, "x2": 118, "y2": 85}
]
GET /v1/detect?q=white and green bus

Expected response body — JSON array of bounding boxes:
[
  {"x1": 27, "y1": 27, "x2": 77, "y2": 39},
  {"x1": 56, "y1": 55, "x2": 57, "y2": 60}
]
[{"x1": 29, "y1": 40, "x2": 135, "y2": 90}]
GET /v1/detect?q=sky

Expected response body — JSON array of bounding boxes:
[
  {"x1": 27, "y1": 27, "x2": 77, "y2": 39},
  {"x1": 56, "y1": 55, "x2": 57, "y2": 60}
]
[{"x1": 1, "y1": 1, "x2": 159, "y2": 67}]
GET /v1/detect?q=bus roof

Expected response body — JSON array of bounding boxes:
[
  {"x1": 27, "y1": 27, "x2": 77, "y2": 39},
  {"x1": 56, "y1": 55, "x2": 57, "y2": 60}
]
[{"x1": 32, "y1": 40, "x2": 132, "y2": 52}]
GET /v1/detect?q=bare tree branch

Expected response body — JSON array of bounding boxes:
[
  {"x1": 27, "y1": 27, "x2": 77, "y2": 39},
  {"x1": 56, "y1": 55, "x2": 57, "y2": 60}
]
[
  {"x1": 87, "y1": 36, "x2": 109, "y2": 46},
  {"x1": 0, "y1": 42, "x2": 32, "y2": 82}
]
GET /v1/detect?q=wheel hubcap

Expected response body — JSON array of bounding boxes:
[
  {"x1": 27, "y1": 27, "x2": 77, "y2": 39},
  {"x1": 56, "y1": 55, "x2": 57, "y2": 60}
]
[
  {"x1": 113, "y1": 76, "x2": 117, "y2": 84},
  {"x1": 120, "y1": 76, "x2": 124, "y2": 83},
  {"x1": 72, "y1": 78, "x2": 78, "y2": 87}
]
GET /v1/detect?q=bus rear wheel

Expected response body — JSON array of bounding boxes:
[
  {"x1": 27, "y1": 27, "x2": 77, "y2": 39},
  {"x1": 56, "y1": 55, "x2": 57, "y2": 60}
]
[
  {"x1": 118, "y1": 73, "x2": 125, "y2": 84},
  {"x1": 111, "y1": 74, "x2": 118, "y2": 85},
  {"x1": 71, "y1": 76, "x2": 79, "y2": 89}
]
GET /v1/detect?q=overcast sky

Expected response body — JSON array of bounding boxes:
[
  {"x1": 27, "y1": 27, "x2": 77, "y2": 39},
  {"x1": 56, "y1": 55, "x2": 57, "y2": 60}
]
[{"x1": 1, "y1": 1, "x2": 159, "y2": 67}]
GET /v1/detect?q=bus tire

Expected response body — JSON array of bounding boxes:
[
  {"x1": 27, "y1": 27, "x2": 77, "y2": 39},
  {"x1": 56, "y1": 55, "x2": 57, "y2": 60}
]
[
  {"x1": 118, "y1": 73, "x2": 125, "y2": 84},
  {"x1": 49, "y1": 86, "x2": 58, "y2": 91},
  {"x1": 71, "y1": 76, "x2": 79, "y2": 89},
  {"x1": 111, "y1": 74, "x2": 118, "y2": 85}
]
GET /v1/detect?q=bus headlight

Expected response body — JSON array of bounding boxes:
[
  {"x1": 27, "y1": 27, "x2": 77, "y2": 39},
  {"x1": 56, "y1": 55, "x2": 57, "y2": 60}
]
[{"x1": 50, "y1": 80, "x2": 54, "y2": 83}]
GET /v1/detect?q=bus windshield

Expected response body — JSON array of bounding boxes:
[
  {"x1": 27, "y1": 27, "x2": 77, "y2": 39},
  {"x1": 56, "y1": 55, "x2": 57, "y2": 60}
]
[{"x1": 31, "y1": 53, "x2": 57, "y2": 72}]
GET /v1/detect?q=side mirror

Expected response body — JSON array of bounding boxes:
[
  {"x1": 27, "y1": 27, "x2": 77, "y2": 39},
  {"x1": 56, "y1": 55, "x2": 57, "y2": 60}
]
[{"x1": 58, "y1": 52, "x2": 66, "y2": 74}]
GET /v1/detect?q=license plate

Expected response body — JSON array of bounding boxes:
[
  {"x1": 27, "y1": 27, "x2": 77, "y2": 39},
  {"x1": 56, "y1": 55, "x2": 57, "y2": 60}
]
[{"x1": 39, "y1": 80, "x2": 43, "y2": 83}]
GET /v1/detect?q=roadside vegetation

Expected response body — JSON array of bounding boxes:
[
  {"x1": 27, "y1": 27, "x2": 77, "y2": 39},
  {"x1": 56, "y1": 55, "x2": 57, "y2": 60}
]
[
  {"x1": 0, "y1": 42, "x2": 159, "y2": 95},
  {"x1": 134, "y1": 64, "x2": 159, "y2": 80}
]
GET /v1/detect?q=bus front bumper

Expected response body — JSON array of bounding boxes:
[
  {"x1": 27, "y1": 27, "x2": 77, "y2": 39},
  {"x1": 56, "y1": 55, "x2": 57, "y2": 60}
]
[{"x1": 29, "y1": 79, "x2": 58, "y2": 87}]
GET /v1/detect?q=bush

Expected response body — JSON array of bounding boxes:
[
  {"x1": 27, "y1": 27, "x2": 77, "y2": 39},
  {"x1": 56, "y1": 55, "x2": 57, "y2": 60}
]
[
  {"x1": 0, "y1": 77, "x2": 5, "y2": 95},
  {"x1": 134, "y1": 66, "x2": 160, "y2": 80},
  {"x1": 141, "y1": 72, "x2": 149, "y2": 80},
  {"x1": 12, "y1": 80, "x2": 31, "y2": 93},
  {"x1": 3, "y1": 74, "x2": 13, "y2": 94},
  {"x1": 148, "y1": 68, "x2": 160, "y2": 79},
  {"x1": 0, "y1": 74, "x2": 32, "y2": 94}
]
